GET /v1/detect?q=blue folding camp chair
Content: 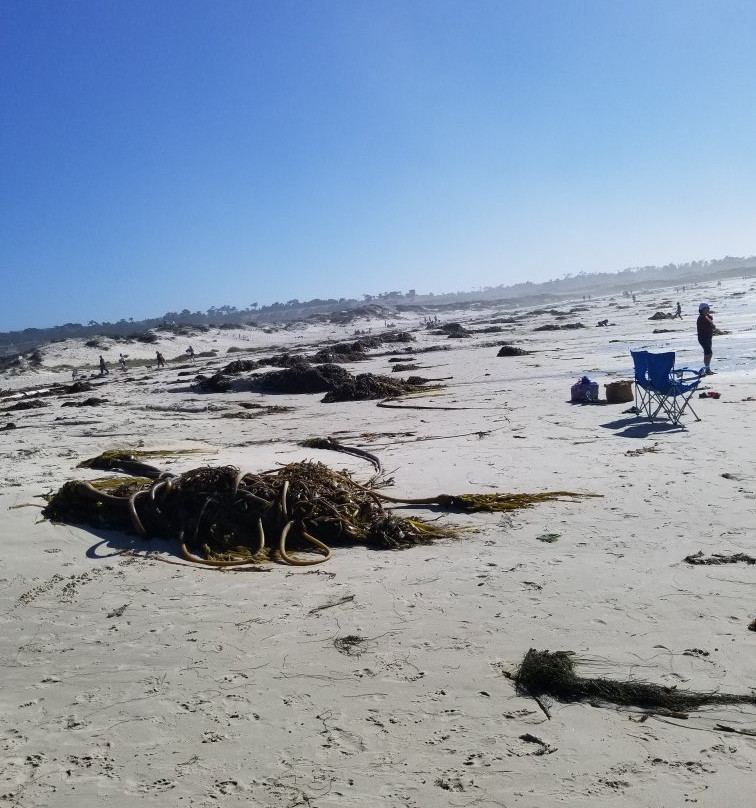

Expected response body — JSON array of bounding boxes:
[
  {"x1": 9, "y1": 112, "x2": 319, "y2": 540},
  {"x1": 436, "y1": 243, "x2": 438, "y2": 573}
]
[
  {"x1": 630, "y1": 350, "x2": 653, "y2": 417},
  {"x1": 644, "y1": 351, "x2": 704, "y2": 425}
]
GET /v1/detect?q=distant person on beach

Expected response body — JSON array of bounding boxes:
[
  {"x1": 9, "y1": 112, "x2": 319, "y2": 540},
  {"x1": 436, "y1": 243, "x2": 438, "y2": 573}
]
[
  {"x1": 118, "y1": 353, "x2": 127, "y2": 371},
  {"x1": 186, "y1": 345, "x2": 195, "y2": 361},
  {"x1": 156, "y1": 351, "x2": 166, "y2": 368},
  {"x1": 98, "y1": 355, "x2": 109, "y2": 375},
  {"x1": 673, "y1": 302, "x2": 682, "y2": 319},
  {"x1": 697, "y1": 303, "x2": 715, "y2": 375}
]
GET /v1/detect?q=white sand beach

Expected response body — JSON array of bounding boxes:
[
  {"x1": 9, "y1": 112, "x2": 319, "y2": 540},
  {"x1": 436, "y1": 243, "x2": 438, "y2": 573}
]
[{"x1": 1, "y1": 279, "x2": 755, "y2": 807}]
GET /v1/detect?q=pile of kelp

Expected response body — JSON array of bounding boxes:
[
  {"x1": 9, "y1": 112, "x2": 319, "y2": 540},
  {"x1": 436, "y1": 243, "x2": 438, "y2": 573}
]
[
  {"x1": 514, "y1": 649, "x2": 756, "y2": 712},
  {"x1": 42, "y1": 452, "x2": 599, "y2": 567},
  {"x1": 252, "y1": 363, "x2": 435, "y2": 402},
  {"x1": 310, "y1": 337, "x2": 383, "y2": 364},
  {"x1": 322, "y1": 370, "x2": 430, "y2": 402},
  {"x1": 196, "y1": 354, "x2": 310, "y2": 392},
  {"x1": 683, "y1": 551, "x2": 755, "y2": 565},
  {"x1": 431, "y1": 322, "x2": 471, "y2": 338},
  {"x1": 497, "y1": 345, "x2": 530, "y2": 357},
  {"x1": 196, "y1": 359, "x2": 435, "y2": 401},
  {"x1": 533, "y1": 323, "x2": 586, "y2": 331}
]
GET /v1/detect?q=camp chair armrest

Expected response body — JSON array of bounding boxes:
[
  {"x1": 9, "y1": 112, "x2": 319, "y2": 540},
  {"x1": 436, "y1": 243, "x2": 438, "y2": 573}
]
[{"x1": 672, "y1": 366, "x2": 706, "y2": 382}]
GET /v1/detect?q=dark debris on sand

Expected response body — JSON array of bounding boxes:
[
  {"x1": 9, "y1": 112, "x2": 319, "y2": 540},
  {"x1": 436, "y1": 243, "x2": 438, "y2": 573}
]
[
  {"x1": 683, "y1": 551, "x2": 755, "y2": 565},
  {"x1": 3, "y1": 398, "x2": 49, "y2": 411},
  {"x1": 249, "y1": 363, "x2": 436, "y2": 402},
  {"x1": 497, "y1": 345, "x2": 530, "y2": 357},
  {"x1": 533, "y1": 323, "x2": 586, "y2": 331},
  {"x1": 513, "y1": 648, "x2": 756, "y2": 712}
]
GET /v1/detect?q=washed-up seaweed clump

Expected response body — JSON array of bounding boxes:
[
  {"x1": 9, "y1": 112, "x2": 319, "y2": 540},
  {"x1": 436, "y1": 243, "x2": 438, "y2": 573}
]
[
  {"x1": 497, "y1": 345, "x2": 530, "y2": 357},
  {"x1": 195, "y1": 372, "x2": 233, "y2": 393},
  {"x1": 311, "y1": 345, "x2": 368, "y2": 363},
  {"x1": 3, "y1": 398, "x2": 48, "y2": 411},
  {"x1": 43, "y1": 461, "x2": 453, "y2": 567},
  {"x1": 43, "y1": 456, "x2": 599, "y2": 567},
  {"x1": 253, "y1": 363, "x2": 351, "y2": 394},
  {"x1": 259, "y1": 353, "x2": 311, "y2": 370},
  {"x1": 321, "y1": 372, "x2": 428, "y2": 402},
  {"x1": 223, "y1": 358, "x2": 262, "y2": 374},
  {"x1": 64, "y1": 380, "x2": 95, "y2": 394},
  {"x1": 208, "y1": 354, "x2": 311, "y2": 386},
  {"x1": 311, "y1": 338, "x2": 382, "y2": 364},
  {"x1": 379, "y1": 331, "x2": 414, "y2": 343},
  {"x1": 222, "y1": 404, "x2": 293, "y2": 420},
  {"x1": 61, "y1": 397, "x2": 107, "y2": 407},
  {"x1": 684, "y1": 551, "x2": 755, "y2": 565},
  {"x1": 432, "y1": 322, "x2": 471, "y2": 338},
  {"x1": 250, "y1": 363, "x2": 433, "y2": 402},
  {"x1": 534, "y1": 323, "x2": 586, "y2": 331},
  {"x1": 514, "y1": 649, "x2": 756, "y2": 712}
]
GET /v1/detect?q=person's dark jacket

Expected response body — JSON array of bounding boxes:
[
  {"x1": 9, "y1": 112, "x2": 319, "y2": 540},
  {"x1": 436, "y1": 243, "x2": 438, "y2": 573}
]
[{"x1": 697, "y1": 312, "x2": 714, "y2": 341}]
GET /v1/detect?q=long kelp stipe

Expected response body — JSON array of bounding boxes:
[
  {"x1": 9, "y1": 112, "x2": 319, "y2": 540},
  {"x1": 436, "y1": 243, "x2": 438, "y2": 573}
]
[
  {"x1": 514, "y1": 649, "x2": 756, "y2": 712},
  {"x1": 43, "y1": 453, "x2": 600, "y2": 567}
]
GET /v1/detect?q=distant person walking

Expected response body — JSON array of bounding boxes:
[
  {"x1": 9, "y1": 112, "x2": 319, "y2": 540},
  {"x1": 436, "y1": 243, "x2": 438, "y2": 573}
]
[
  {"x1": 697, "y1": 303, "x2": 715, "y2": 375},
  {"x1": 673, "y1": 301, "x2": 682, "y2": 319},
  {"x1": 156, "y1": 351, "x2": 166, "y2": 368},
  {"x1": 118, "y1": 353, "x2": 127, "y2": 371},
  {"x1": 186, "y1": 345, "x2": 195, "y2": 361},
  {"x1": 98, "y1": 355, "x2": 109, "y2": 376}
]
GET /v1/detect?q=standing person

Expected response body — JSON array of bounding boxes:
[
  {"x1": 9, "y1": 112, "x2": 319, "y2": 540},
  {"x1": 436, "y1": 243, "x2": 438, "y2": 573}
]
[
  {"x1": 696, "y1": 303, "x2": 715, "y2": 375},
  {"x1": 98, "y1": 355, "x2": 109, "y2": 376},
  {"x1": 118, "y1": 353, "x2": 127, "y2": 371},
  {"x1": 186, "y1": 345, "x2": 195, "y2": 361},
  {"x1": 673, "y1": 301, "x2": 682, "y2": 319},
  {"x1": 156, "y1": 351, "x2": 166, "y2": 368}
]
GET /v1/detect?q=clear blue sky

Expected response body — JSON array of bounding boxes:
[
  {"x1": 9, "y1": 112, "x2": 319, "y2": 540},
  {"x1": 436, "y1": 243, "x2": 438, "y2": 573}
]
[{"x1": 2, "y1": 0, "x2": 755, "y2": 331}]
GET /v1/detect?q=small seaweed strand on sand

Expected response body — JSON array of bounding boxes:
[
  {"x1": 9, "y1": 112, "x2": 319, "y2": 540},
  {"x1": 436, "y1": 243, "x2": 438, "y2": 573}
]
[
  {"x1": 298, "y1": 436, "x2": 382, "y2": 472},
  {"x1": 77, "y1": 449, "x2": 209, "y2": 480},
  {"x1": 513, "y1": 649, "x2": 756, "y2": 712}
]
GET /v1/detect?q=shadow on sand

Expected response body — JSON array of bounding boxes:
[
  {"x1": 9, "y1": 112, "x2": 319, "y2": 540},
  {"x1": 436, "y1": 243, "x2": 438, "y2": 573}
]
[
  {"x1": 83, "y1": 526, "x2": 184, "y2": 563},
  {"x1": 600, "y1": 416, "x2": 686, "y2": 438}
]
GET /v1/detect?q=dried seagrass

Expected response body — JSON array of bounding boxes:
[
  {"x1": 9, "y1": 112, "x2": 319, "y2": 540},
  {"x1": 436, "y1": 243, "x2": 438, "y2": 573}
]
[
  {"x1": 43, "y1": 457, "x2": 598, "y2": 568},
  {"x1": 514, "y1": 649, "x2": 756, "y2": 712}
]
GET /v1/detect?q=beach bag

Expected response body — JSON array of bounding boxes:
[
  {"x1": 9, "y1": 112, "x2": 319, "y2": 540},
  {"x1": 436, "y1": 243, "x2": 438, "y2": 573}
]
[
  {"x1": 604, "y1": 380, "x2": 634, "y2": 404},
  {"x1": 571, "y1": 376, "x2": 599, "y2": 402}
]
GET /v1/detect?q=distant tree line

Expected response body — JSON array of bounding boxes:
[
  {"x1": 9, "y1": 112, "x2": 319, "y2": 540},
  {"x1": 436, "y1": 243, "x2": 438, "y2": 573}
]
[{"x1": 2, "y1": 255, "x2": 755, "y2": 353}]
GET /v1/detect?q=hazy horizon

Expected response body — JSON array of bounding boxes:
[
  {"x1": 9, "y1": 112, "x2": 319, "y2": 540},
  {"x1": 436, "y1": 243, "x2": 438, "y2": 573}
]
[{"x1": 3, "y1": 252, "x2": 753, "y2": 336}]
